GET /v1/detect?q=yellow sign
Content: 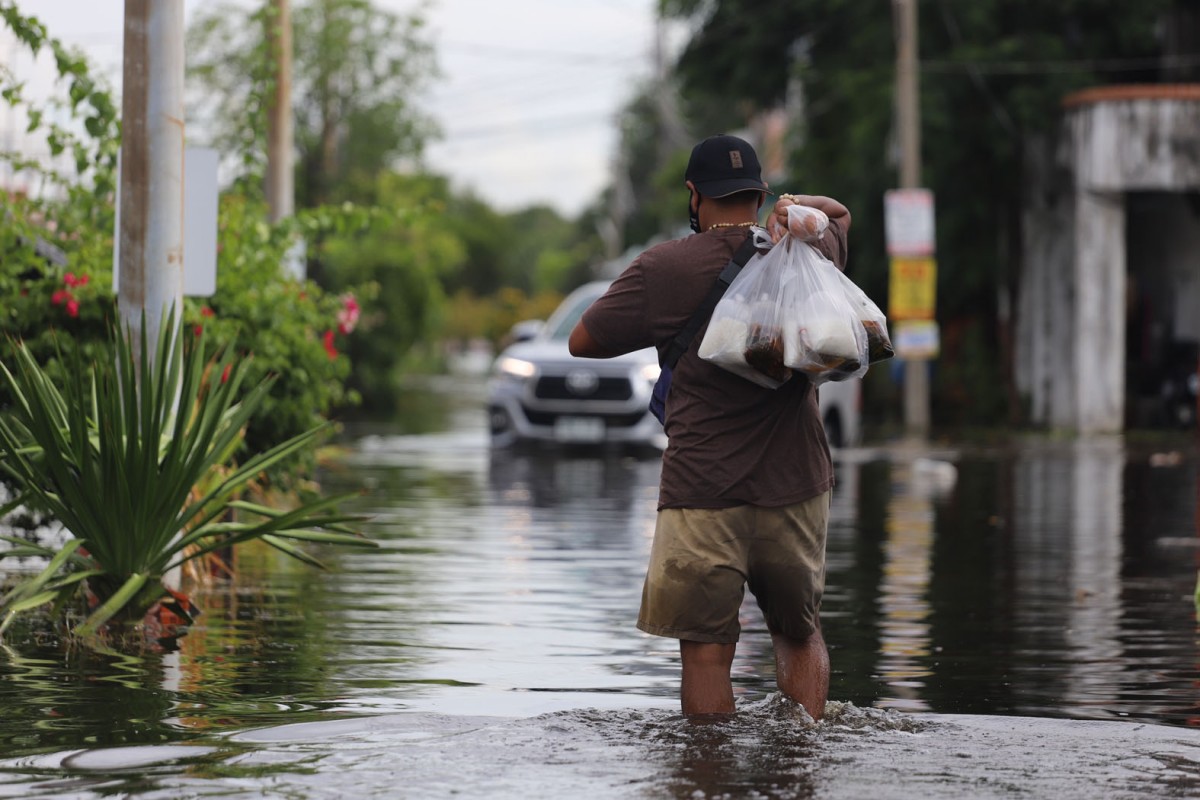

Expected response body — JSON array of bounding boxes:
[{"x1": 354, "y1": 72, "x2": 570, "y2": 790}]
[{"x1": 889, "y1": 256, "x2": 937, "y2": 321}]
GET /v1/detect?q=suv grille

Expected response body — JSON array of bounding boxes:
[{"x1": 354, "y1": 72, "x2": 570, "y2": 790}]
[
  {"x1": 522, "y1": 410, "x2": 648, "y2": 428},
  {"x1": 534, "y1": 375, "x2": 632, "y2": 401}
]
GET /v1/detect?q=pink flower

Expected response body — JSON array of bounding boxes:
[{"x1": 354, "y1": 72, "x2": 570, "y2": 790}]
[
  {"x1": 322, "y1": 329, "x2": 338, "y2": 360},
  {"x1": 63, "y1": 272, "x2": 89, "y2": 288},
  {"x1": 336, "y1": 294, "x2": 360, "y2": 335}
]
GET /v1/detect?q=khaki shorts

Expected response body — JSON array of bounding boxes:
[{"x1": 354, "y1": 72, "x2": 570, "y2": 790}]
[{"x1": 637, "y1": 493, "x2": 830, "y2": 644}]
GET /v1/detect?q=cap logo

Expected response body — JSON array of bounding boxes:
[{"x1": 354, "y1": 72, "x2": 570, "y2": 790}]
[{"x1": 729, "y1": 150, "x2": 743, "y2": 169}]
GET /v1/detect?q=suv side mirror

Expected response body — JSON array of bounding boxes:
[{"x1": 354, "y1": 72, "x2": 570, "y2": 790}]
[{"x1": 509, "y1": 320, "x2": 544, "y2": 343}]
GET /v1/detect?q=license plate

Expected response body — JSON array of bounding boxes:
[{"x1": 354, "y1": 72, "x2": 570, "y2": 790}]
[{"x1": 554, "y1": 416, "x2": 605, "y2": 443}]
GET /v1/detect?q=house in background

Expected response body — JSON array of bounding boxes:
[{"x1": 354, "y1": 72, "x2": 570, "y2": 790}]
[{"x1": 1018, "y1": 84, "x2": 1200, "y2": 433}]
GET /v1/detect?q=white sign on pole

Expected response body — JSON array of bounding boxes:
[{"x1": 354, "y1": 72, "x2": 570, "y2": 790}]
[
  {"x1": 183, "y1": 148, "x2": 219, "y2": 296},
  {"x1": 113, "y1": 147, "x2": 219, "y2": 297},
  {"x1": 884, "y1": 188, "x2": 935, "y2": 256}
]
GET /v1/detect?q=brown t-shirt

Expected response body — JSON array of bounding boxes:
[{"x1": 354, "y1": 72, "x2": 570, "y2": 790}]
[{"x1": 581, "y1": 223, "x2": 848, "y2": 510}]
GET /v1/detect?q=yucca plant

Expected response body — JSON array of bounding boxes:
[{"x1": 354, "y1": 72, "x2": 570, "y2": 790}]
[{"x1": 0, "y1": 313, "x2": 375, "y2": 637}]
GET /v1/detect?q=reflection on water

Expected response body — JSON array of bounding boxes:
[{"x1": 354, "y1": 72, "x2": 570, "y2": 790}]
[
  {"x1": 1, "y1": 377, "x2": 1199, "y2": 796},
  {"x1": 875, "y1": 458, "x2": 939, "y2": 711}
]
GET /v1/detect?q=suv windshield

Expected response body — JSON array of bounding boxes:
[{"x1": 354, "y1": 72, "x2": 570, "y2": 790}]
[{"x1": 542, "y1": 283, "x2": 608, "y2": 341}]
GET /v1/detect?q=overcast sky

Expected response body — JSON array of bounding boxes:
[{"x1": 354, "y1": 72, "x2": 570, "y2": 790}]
[{"x1": 5, "y1": 0, "x2": 670, "y2": 217}]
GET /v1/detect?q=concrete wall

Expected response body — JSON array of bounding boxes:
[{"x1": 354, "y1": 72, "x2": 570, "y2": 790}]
[{"x1": 1018, "y1": 87, "x2": 1200, "y2": 433}]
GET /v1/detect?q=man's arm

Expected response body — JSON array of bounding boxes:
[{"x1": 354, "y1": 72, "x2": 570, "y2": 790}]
[{"x1": 569, "y1": 319, "x2": 621, "y2": 358}]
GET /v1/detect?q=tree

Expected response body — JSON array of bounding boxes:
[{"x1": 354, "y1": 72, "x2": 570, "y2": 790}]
[
  {"x1": 186, "y1": 0, "x2": 438, "y2": 208},
  {"x1": 659, "y1": 0, "x2": 1178, "y2": 425}
]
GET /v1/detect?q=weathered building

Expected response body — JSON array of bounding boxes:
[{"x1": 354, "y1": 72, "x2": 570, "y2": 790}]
[{"x1": 1018, "y1": 85, "x2": 1200, "y2": 433}]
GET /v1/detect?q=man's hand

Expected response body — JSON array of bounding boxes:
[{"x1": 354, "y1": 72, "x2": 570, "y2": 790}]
[{"x1": 768, "y1": 195, "x2": 851, "y2": 243}]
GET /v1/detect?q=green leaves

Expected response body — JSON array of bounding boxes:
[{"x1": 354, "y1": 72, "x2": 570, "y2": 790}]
[{"x1": 0, "y1": 311, "x2": 375, "y2": 637}]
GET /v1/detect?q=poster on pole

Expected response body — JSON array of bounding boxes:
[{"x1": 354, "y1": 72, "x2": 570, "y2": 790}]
[
  {"x1": 884, "y1": 188, "x2": 935, "y2": 256},
  {"x1": 888, "y1": 256, "x2": 937, "y2": 321},
  {"x1": 894, "y1": 319, "x2": 941, "y2": 360}
]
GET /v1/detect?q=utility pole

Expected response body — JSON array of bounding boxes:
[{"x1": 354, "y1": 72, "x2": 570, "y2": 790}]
[
  {"x1": 894, "y1": 0, "x2": 931, "y2": 434},
  {"x1": 118, "y1": 0, "x2": 185, "y2": 357},
  {"x1": 265, "y1": 0, "x2": 294, "y2": 224}
]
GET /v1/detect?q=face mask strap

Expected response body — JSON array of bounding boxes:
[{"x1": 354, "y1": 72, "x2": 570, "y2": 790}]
[{"x1": 688, "y1": 191, "x2": 702, "y2": 234}]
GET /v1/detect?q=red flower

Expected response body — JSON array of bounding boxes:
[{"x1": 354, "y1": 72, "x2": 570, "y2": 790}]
[
  {"x1": 63, "y1": 272, "x2": 89, "y2": 288},
  {"x1": 65, "y1": 298, "x2": 79, "y2": 318},
  {"x1": 200, "y1": 306, "x2": 214, "y2": 318},
  {"x1": 220, "y1": 364, "x2": 231, "y2": 384},
  {"x1": 337, "y1": 293, "x2": 361, "y2": 335},
  {"x1": 194, "y1": 324, "x2": 204, "y2": 337},
  {"x1": 322, "y1": 329, "x2": 338, "y2": 360},
  {"x1": 51, "y1": 289, "x2": 71, "y2": 305}
]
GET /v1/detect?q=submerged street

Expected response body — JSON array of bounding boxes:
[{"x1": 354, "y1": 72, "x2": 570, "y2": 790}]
[{"x1": 1, "y1": 378, "x2": 1199, "y2": 797}]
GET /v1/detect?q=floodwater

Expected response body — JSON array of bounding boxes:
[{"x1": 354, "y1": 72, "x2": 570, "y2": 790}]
[{"x1": 2, "y1": 375, "x2": 1200, "y2": 798}]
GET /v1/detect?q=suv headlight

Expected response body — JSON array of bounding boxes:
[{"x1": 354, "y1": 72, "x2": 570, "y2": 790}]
[{"x1": 496, "y1": 356, "x2": 536, "y2": 380}]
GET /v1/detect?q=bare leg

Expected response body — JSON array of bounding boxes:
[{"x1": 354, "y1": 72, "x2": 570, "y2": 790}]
[
  {"x1": 679, "y1": 640, "x2": 737, "y2": 716},
  {"x1": 771, "y1": 622, "x2": 829, "y2": 720}
]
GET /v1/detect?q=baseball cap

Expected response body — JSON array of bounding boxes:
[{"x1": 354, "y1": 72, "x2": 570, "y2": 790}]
[{"x1": 685, "y1": 134, "x2": 768, "y2": 198}]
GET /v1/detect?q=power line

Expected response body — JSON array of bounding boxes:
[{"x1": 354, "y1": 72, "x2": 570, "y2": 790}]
[
  {"x1": 437, "y1": 39, "x2": 644, "y2": 66},
  {"x1": 439, "y1": 110, "x2": 619, "y2": 142},
  {"x1": 921, "y1": 53, "x2": 1200, "y2": 76}
]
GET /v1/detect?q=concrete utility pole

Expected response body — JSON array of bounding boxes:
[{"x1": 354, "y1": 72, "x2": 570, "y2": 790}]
[
  {"x1": 895, "y1": 0, "x2": 930, "y2": 433},
  {"x1": 118, "y1": 0, "x2": 185, "y2": 355},
  {"x1": 265, "y1": 0, "x2": 294, "y2": 224}
]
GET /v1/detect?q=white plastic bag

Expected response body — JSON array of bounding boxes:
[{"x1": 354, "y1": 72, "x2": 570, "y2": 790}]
[
  {"x1": 779, "y1": 242, "x2": 869, "y2": 384},
  {"x1": 700, "y1": 206, "x2": 881, "y2": 388},
  {"x1": 696, "y1": 253, "x2": 791, "y2": 389},
  {"x1": 829, "y1": 268, "x2": 895, "y2": 364}
]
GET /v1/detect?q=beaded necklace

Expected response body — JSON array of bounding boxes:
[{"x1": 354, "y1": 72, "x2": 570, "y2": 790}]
[{"x1": 706, "y1": 221, "x2": 757, "y2": 232}]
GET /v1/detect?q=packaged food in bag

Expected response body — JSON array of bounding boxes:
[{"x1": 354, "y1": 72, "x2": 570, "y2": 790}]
[
  {"x1": 700, "y1": 206, "x2": 891, "y2": 389},
  {"x1": 697, "y1": 289, "x2": 790, "y2": 389},
  {"x1": 828, "y1": 268, "x2": 895, "y2": 364},
  {"x1": 773, "y1": 240, "x2": 869, "y2": 385}
]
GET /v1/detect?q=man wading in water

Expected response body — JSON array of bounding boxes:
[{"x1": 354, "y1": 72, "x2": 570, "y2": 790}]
[{"x1": 569, "y1": 134, "x2": 850, "y2": 718}]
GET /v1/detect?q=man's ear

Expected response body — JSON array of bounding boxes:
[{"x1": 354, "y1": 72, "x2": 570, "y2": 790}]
[{"x1": 686, "y1": 181, "x2": 699, "y2": 212}]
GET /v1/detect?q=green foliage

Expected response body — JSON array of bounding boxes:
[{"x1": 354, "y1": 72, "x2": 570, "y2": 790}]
[
  {"x1": 0, "y1": 3, "x2": 121, "y2": 201},
  {"x1": 315, "y1": 173, "x2": 461, "y2": 412},
  {"x1": 186, "y1": 0, "x2": 438, "y2": 209},
  {"x1": 660, "y1": 0, "x2": 1177, "y2": 425},
  {"x1": 441, "y1": 287, "x2": 564, "y2": 349},
  {"x1": 0, "y1": 3, "x2": 121, "y2": 407},
  {"x1": 0, "y1": 6, "x2": 367, "y2": 462},
  {"x1": 0, "y1": 314, "x2": 375, "y2": 638},
  {"x1": 192, "y1": 193, "x2": 385, "y2": 450}
]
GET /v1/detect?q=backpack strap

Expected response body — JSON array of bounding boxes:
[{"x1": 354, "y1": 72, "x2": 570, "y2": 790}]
[{"x1": 660, "y1": 232, "x2": 760, "y2": 370}]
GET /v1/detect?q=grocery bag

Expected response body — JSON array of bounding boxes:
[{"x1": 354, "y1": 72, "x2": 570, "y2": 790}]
[
  {"x1": 829, "y1": 267, "x2": 895, "y2": 364},
  {"x1": 696, "y1": 248, "x2": 793, "y2": 389},
  {"x1": 699, "y1": 204, "x2": 885, "y2": 388},
  {"x1": 778, "y1": 239, "x2": 869, "y2": 385}
]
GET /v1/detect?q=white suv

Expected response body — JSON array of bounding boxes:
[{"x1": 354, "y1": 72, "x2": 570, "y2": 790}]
[
  {"x1": 487, "y1": 281, "x2": 667, "y2": 452},
  {"x1": 487, "y1": 279, "x2": 862, "y2": 451}
]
